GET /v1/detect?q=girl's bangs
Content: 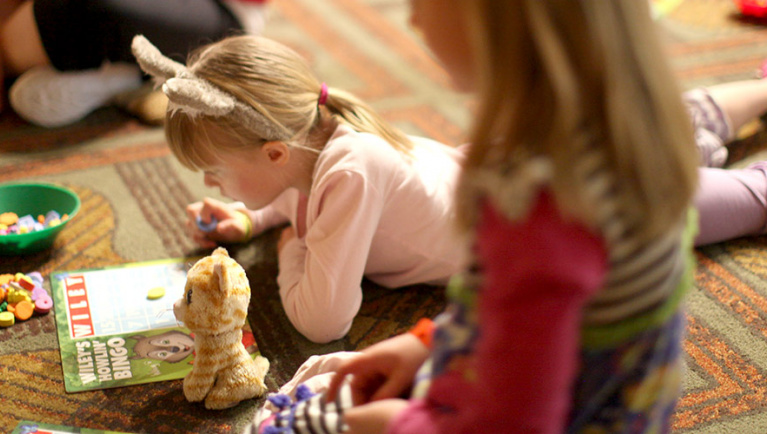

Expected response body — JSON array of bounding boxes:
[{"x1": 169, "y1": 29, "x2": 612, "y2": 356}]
[{"x1": 166, "y1": 113, "x2": 226, "y2": 171}]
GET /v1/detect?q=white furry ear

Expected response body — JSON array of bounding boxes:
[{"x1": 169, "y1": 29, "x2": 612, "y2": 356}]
[
  {"x1": 131, "y1": 34, "x2": 292, "y2": 141},
  {"x1": 164, "y1": 77, "x2": 237, "y2": 118},
  {"x1": 131, "y1": 35, "x2": 186, "y2": 84}
]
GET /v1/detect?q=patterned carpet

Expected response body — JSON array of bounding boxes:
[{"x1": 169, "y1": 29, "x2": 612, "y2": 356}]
[{"x1": 2, "y1": 0, "x2": 767, "y2": 432}]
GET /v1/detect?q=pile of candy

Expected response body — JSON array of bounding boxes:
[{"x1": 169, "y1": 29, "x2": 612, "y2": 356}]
[
  {"x1": 0, "y1": 271, "x2": 53, "y2": 327},
  {"x1": 0, "y1": 211, "x2": 69, "y2": 235}
]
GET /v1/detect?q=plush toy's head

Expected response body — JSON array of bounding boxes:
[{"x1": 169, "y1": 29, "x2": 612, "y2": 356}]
[{"x1": 174, "y1": 247, "x2": 250, "y2": 335}]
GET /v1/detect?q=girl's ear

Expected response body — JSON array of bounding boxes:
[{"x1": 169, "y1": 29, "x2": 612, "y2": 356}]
[{"x1": 261, "y1": 141, "x2": 290, "y2": 166}]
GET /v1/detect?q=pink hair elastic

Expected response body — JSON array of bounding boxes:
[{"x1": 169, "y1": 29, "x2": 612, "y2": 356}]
[{"x1": 318, "y1": 82, "x2": 328, "y2": 106}]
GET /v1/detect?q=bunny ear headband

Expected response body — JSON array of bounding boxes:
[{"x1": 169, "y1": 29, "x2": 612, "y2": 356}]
[{"x1": 131, "y1": 34, "x2": 291, "y2": 141}]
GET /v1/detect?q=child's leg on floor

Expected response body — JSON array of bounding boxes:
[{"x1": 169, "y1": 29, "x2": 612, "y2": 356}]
[
  {"x1": 706, "y1": 79, "x2": 767, "y2": 135},
  {"x1": 695, "y1": 163, "x2": 767, "y2": 246}
]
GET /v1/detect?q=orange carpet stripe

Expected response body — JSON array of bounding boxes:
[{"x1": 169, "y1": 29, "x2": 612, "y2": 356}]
[
  {"x1": 690, "y1": 315, "x2": 764, "y2": 385},
  {"x1": 666, "y1": 29, "x2": 767, "y2": 56},
  {"x1": 386, "y1": 105, "x2": 467, "y2": 146},
  {"x1": 274, "y1": 0, "x2": 408, "y2": 100},
  {"x1": 696, "y1": 254, "x2": 767, "y2": 335},
  {"x1": 0, "y1": 141, "x2": 170, "y2": 183},
  {"x1": 674, "y1": 316, "x2": 767, "y2": 429},
  {"x1": 331, "y1": 0, "x2": 452, "y2": 87},
  {"x1": 674, "y1": 55, "x2": 767, "y2": 80},
  {"x1": 678, "y1": 330, "x2": 741, "y2": 404}
]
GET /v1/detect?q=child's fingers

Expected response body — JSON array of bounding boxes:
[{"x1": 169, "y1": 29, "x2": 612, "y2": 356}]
[
  {"x1": 369, "y1": 372, "x2": 410, "y2": 402},
  {"x1": 186, "y1": 201, "x2": 204, "y2": 219},
  {"x1": 326, "y1": 366, "x2": 356, "y2": 402},
  {"x1": 325, "y1": 373, "x2": 346, "y2": 402},
  {"x1": 200, "y1": 197, "x2": 233, "y2": 219},
  {"x1": 216, "y1": 218, "x2": 247, "y2": 242}
]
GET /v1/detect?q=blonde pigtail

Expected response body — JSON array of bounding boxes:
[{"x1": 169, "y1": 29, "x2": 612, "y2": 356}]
[{"x1": 322, "y1": 86, "x2": 413, "y2": 155}]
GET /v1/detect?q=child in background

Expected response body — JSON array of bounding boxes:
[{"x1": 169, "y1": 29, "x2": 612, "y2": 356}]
[
  {"x1": 687, "y1": 81, "x2": 767, "y2": 246},
  {"x1": 0, "y1": 0, "x2": 269, "y2": 127},
  {"x1": 251, "y1": 0, "x2": 701, "y2": 432},
  {"x1": 131, "y1": 34, "x2": 466, "y2": 344}
]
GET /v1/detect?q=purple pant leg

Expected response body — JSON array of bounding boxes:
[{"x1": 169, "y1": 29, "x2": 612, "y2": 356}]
[{"x1": 695, "y1": 163, "x2": 767, "y2": 246}]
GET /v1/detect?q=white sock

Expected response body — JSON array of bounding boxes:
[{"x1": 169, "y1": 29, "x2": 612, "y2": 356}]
[{"x1": 9, "y1": 62, "x2": 142, "y2": 128}]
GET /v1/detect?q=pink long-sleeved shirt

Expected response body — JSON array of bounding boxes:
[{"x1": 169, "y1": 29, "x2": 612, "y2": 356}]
[{"x1": 249, "y1": 125, "x2": 466, "y2": 343}]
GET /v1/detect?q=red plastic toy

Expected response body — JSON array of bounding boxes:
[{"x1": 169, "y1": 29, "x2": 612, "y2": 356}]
[{"x1": 735, "y1": 0, "x2": 767, "y2": 18}]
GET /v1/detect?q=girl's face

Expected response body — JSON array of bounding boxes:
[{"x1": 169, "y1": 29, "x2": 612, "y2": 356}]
[
  {"x1": 409, "y1": 0, "x2": 475, "y2": 91},
  {"x1": 201, "y1": 145, "x2": 289, "y2": 210}
]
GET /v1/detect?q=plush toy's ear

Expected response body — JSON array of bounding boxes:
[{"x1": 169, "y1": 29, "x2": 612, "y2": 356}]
[
  {"x1": 212, "y1": 247, "x2": 230, "y2": 258},
  {"x1": 214, "y1": 261, "x2": 229, "y2": 295}
]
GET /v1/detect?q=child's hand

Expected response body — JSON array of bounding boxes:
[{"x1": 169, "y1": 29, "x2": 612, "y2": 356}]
[
  {"x1": 326, "y1": 333, "x2": 430, "y2": 405},
  {"x1": 265, "y1": 352, "x2": 361, "y2": 412},
  {"x1": 185, "y1": 198, "x2": 252, "y2": 248},
  {"x1": 343, "y1": 399, "x2": 410, "y2": 434}
]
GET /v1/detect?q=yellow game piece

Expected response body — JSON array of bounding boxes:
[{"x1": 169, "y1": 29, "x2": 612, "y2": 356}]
[
  {"x1": 147, "y1": 286, "x2": 166, "y2": 300},
  {"x1": 7, "y1": 285, "x2": 31, "y2": 304},
  {"x1": 0, "y1": 212, "x2": 18, "y2": 226},
  {"x1": 0, "y1": 311, "x2": 14, "y2": 327},
  {"x1": 0, "y1": 274, "x2": 13, "y2": 286}
]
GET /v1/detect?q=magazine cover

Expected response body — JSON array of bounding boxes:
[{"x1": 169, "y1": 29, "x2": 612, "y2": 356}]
[
  {"x1": 50, "y1": 258, "x2": 262, "y2": 393},
  {"x1": 12, "y1": 420, "x2": 134, "y2": 434}
]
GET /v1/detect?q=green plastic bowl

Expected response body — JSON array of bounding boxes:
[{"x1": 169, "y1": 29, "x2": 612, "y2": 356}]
[{"x1": 0, "y1": 182, "x2": 81, "y2": 256}]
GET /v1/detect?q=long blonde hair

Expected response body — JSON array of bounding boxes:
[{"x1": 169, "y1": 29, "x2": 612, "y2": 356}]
[
  {"x1": 455, "y1": 0, "x2": 698, "y2": 243},
  {"x1": 165, "y1": 36, "x2": 412, "y2": 170}
]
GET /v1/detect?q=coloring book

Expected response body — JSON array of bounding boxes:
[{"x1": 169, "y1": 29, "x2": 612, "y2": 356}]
[{"x1": 50, "y1": 258, "x2": 262, "y2": 392}]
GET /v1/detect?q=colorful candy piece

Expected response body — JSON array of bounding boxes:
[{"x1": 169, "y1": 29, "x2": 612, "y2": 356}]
[
  {"x1": 0, "y1": 209, "x2": 69, "y2": 236},
  {"x1": 7, "y1": 284, "x2": 31, "y2": 303},
  {"x1": 31, "y1": 287, "x2": 47, "y2": 301},
  {"x1": 0, "y1": 311, "x2": 14, "y2": 327},
  {"x1": 17, "y1": 214, "x2": 36, "y2": 230},
  {"x1": 16, "y1": 275, "x2": 35, "y2": 291},
  {"x1": 13, "y1": 300, "x2": 35, "y2": 321},
  {"x1": 147, "y1": 286, "x2": 166, "y2": 300},
  {"x1": 44, "y1": 210, "x2": 60, "y2": 225},
  {"x1": 0, "y1": 274, "x2": 13, "y2": 286},
  {"x1": 27, "y1": 271, "x2": 44, "y2": 285},
  {"x1": 0, "y1": 212, "x2": 18, "y2": 226},
  {"x1": 0, "y1": 270, "x2": 50, "y2": 325},
  {"x1": 34, "y1": 295, "x2": 53, "y2": 314}
]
